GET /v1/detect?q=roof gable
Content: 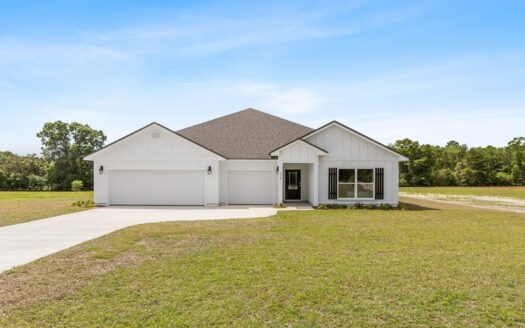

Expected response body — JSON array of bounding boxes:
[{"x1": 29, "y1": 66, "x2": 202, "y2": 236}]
[
  {"x1": 84, "y1": 122, "x2": 225, "y2": 160},
  {"x1": 177, "y1": 108, "x2": 313, "y2": 159},
  {"x1": 303, "y1": 121, "x2": 408, "y2": 161},
  {"x1": 270, "y1": 139, "x2": 328, "y2": 156}
]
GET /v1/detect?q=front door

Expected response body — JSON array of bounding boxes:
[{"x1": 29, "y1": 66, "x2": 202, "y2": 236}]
[{"x1": 285, "y1": 170, "x2": 301, "y2": 200}]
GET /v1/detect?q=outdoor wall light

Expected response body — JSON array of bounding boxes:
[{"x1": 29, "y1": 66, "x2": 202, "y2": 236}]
[
  {"x1": 99, "y1": 165, "x2": 104, "y2": 174},
  {"x1": 276, "y1": 166, "x2": 279, "y2": 174},
  {"x1": 207, "y1": 166, "x2": 212, "y2": 175}
]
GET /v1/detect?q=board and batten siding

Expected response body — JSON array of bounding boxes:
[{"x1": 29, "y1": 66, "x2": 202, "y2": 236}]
[
  {"x1": 305, "y1": 124, "x2": 400, "y2": 205},
  {"x1": 277, "y1": 140, "x2": 323, "y2": 163},
  {"x1": 88, "y1": 124, "x2": 223, "y2": 206}
]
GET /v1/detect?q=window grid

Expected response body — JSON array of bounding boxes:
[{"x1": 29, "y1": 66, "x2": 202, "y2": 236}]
[{"x1": 337, "y1": 168, "x2": 375, "y2": 200}]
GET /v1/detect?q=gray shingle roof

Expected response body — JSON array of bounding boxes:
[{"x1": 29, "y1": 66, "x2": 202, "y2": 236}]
[{"x1": 177, "y1": 108, "x2": 313, "y2": 159}]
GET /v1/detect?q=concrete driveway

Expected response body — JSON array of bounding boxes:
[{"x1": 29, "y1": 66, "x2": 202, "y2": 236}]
[{"x1": 0, "y1": 206, "x2": 281, "y2": 273}]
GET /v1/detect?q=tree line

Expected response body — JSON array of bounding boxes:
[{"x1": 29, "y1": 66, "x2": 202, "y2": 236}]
[
  {"x1": 391, "y1": 137, "x2": 525, "y2": 186},
  {"x1": 0, "y1": 121, "x2": 523, "y2": 190},
  {"x1": 0, "y1": 122, "x2": 106, "y2": 191}
]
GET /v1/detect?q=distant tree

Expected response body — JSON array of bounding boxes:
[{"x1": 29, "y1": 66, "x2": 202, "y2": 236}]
[
  {"x1": 434, "y1": 168, "x2": 455, "y2": 186},
  {"x1": 508, "y1": 137, "x2": 525, "y2": 184},
  {"x1": 37, "y1": 121, "x2": 106, "y2": 190},
  {"x1": 391, "y1": 139, "x2": 435, "y2": 186},
  {"x1": 0, "y1": 151, "x2": 48, "y2": 190},
  {"x1": 454, "y1": 160, "x2": 478, "y2": 186}
]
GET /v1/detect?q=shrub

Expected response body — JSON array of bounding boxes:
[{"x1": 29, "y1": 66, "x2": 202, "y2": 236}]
[
  {"x1": 317, "y1": 203, "x2": 400, "y2": 211},
  {"x1": 495, "y1": 172, "x2": 513, "y2": 186},
  {"x1": 71, "y1": 200, "x2": 95, "y2": 208},
  {"x1": 71, "y1": 180, "x2": 83, "y2": 192}
]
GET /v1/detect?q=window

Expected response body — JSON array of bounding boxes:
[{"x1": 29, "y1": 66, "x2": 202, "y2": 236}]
[
  {"x1": 338, "y1": 169, "x2": 355, "y2": 198},
  {"x1": 338, "y1": 169, "x2": 374, "y2": 199},
  {"x1": 357, "y1": 169, "x2": 374, "y2": 198},
  {"x1": 288, "y1": 171, "x2": 298, "y2": 190}
]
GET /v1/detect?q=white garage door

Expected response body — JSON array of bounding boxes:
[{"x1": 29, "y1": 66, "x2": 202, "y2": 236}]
[
  {"x1": 228, "y1": 170, "x2": 274, "y2": 204},
  {"x1": 109, "y1": 170, "x2": 205, "y2": 205}
]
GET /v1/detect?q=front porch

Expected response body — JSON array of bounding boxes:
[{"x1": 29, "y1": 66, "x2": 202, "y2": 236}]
[
  {"x1": 272, "y1": 139, "x2": 327, "y2": 207},
  {"x1": 278, "y1": 163, "x2": 318, "y2": 206}
]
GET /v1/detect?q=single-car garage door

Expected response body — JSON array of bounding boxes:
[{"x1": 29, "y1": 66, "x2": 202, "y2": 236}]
[
  {"x1": 109, "y1": 170, "x2": 205, "y2": 205},
  {"x1": 228, "y1": 170, "x2": 274, "y2": 204}
]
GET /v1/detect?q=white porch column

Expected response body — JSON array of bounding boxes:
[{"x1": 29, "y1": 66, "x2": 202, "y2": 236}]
[
  {"x1": 313, "y1": 160, "x2": 319, "y2": 207},
  {"x1": 277, "y1": 159, "x2": 284, "y2": 204}
]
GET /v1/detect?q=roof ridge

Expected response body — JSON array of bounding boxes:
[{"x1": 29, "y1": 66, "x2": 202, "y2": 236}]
[
  {"x1": 248, "y1": 108, "x2": 314, "y2": 131},
  {"x1": 177, "y1": 108, "x2": 253, "y2": 132},
  {"x1": 177, "y1": 108, "x2": 313, "y2": 132}
]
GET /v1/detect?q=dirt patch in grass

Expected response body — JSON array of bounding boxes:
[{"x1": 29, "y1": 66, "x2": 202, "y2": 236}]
[
  {"x1": 401, "y1": 193, "x2": 525, "y2": 214},
  {"x1": 400, "y1": 186, "x2": 525, "y2": 200}
]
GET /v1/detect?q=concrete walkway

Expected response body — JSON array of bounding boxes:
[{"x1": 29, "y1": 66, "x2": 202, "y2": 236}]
[{"x1": 0, "y1": 205, "x2": 287, "y2": 273}]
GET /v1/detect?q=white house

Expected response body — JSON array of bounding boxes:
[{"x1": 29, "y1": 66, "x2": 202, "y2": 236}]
[{"x1": 84, "y1": 108, "x2": 408, "y2": 206}]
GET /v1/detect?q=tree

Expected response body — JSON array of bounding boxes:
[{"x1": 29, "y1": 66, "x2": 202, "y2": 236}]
[
  {"x1": 0, "y1": 151, "x2": 48, "y2": 190},
  {"x1": 391, "y1": 139, "x2": 435, "y2": 186},
  {"x1": 37, "y1": 121, "x2": 106, "y2": 190},
  {"x1": 508, "y1": 137, "x2": 525, "y2": 184}
]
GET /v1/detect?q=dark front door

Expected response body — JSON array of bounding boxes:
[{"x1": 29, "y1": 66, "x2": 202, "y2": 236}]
[{"x1": 285, "y1": 170, "x2": 301, "y2": 200}]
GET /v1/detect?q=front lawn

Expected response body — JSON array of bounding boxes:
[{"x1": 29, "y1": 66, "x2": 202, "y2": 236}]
[
  {"x1": 400, "y1": 186, "x2": 525, "y2": 200},
  {"x1": 1, "y1": 198, "x2": 524, "y2": 327},
  {"x1": 0, "y1": 191, "x2": 93, "y2": 227}
]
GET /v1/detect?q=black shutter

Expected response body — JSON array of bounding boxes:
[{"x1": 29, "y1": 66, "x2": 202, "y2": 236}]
[
  {"x1": 375, "y1": 168, "x2": 384, "y2": 200},
  {"x1": 328, "y1": 168, "x2": 337, "y2": 199}
]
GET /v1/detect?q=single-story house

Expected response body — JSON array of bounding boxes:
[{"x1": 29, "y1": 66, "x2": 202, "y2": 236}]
[{"x1": 84, "y1": 108, "x2": 408, "y2": 206}]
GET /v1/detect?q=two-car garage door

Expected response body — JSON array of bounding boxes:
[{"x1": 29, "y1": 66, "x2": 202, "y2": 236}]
[{"x1": 108, "y1": 170, "x2": 205, "y2": 205}]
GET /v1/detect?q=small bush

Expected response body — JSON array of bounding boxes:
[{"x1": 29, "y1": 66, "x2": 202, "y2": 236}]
[
  {"x1": 71, "y1": 180, "x2": 83, "y2": 192},
  {"x1": 317, "y1": 203, "x2": 401, "y2": 211},
  {"x1": 72, "y1": 200, "x2": 95, "y2": 208},
  {"x1": 274, "y1": 203, "x2": 287, "y2": 208}
]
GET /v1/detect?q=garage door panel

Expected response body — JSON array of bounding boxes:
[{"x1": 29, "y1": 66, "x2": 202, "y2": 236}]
[
  {"x1": 109, "y1": 170, "x2": 204, "y2": 205},
  {"x1": 228, "y1": 170, "x2": 274, "y2": 204}
]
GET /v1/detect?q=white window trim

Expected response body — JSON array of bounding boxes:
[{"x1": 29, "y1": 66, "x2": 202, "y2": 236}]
[{"x1": 337, "y1": 168, "x2": 375, "y2": 200}]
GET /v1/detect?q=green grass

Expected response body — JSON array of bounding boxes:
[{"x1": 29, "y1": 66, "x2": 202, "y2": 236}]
[
  {"x1": 1, "y1": 198, "x2": 525, "y2": 327},
  {"x1": 0, "y1": 191, "x2": 93, "y2": 227},
  {"x1": 401, "y1": 186, "x2": 525, "y2": 200}
]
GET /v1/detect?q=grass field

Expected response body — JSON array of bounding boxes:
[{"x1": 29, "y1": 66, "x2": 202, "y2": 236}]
[
  {"x1": 1, "y1": 198, "x2": 524, "y2": 327},
  {"x1": 0, "y1": 191, "x2": 93, "y2": 227},
  {"x1": 400, "y1": 186, "x2": 525, "y2": 200}
]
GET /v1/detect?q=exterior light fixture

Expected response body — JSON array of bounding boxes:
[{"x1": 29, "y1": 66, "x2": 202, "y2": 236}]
[
  {"x1": 276, "y1": 166, "x2": 279, "y2": 174},
  {"x1": 99, "y1": 165, "x2": 104, "y2": 174},
  {"x1": 207, "y1": 166, "x2": 212, "y2": 175}
]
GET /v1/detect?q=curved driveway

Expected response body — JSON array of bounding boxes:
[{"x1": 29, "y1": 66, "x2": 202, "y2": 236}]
[{"x1": 0, "y1": 206, "x2": 279, "y2": 273}]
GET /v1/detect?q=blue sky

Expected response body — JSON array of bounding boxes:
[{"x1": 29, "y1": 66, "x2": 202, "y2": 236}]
[{"x1": 1, "y1": 0, "x2": 524, "y2": 154}]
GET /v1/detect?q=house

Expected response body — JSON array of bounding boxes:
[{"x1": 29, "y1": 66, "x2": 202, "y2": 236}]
[{"x1": 84, "y1": 108, "x2": 408, "y2": 206}]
